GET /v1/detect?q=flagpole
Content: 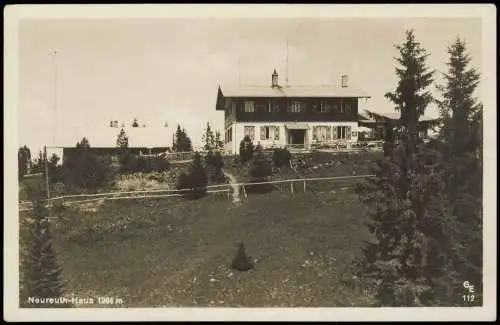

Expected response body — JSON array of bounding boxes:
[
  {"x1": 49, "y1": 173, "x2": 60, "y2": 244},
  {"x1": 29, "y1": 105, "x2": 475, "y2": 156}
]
[
  {"x1": 286, "y1": 37, "x2": 289, "y2": 87},
  {"x1": 51, "y1": 49, "x2": 58, "y2": 146}
]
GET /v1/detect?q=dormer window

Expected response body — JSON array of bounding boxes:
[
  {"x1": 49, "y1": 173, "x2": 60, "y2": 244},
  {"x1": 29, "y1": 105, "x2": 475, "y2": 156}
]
[
  {"x1": 320, "y1": 100, "x2": 328, "y2": 113},
  {"x1": 288, "y1": 100, "x2": 305, "y2": 113},
  {"x1": 244, "y1": 101, "x2": 255, "y2": 113}
]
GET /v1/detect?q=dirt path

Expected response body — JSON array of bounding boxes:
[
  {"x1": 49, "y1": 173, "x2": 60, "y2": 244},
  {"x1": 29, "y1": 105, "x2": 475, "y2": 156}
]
[{"x1": 222, "y1": 169, "x2": 241, "y2": 204}]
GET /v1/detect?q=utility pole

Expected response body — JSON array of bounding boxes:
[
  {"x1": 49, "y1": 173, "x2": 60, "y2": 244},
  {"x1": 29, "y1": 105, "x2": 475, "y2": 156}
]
[
  {"x1": 238, "y1": 56, "x2": 241, "y2": 86},
  {"x1": 44, "y1": 145, "x2": 50, "y2": 201},
  {"x1": 286, "y1": 37, "x2": 289, "y2": 87},
  {"x1": 51, "y1": 49, "x2": 58, "y2": 146}
]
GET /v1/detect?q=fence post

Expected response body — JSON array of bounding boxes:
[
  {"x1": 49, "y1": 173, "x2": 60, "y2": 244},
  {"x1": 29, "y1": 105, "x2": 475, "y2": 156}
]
[
  {"x1": 290, "y1": 182, "x2": 294, "y2": 195},
  {"x1": 303, "y1": 180, "x2": 306, "y2": 192}
]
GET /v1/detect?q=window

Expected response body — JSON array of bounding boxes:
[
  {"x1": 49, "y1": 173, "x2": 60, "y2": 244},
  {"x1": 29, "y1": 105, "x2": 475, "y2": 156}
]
[
  {"x1": 231, "y1": 101, "x2": 236, "y2": 112},
  {"x1": 336, "y1": 126, "x2": 352, "y2": 139},
  {"x1": 244, "y1": 101, "x2": 255, "y2": 113},
  {"x1": 341, "y1": 100, "x2": 351, "y2": 113},
  {"x1": 260, "y1": 126, "x2": 280, "y2": 140},
  {"x1": 320, "y1": 101, "x2": 329, "y2": 113},
  {"x1": 288, "y1": 100, "x2": 305, "y2": 113},
  {"x1": 225, "y1": 127, "x2": 232, "y2": 143},
  {"x1": 273, "y1": 102, "x2": 280, "y2": 113},
  {"x1": 255, "y1": 101, "x2": 266, "y2": 112},
  {"x1": 266, "y1": 101, "x2": 273, "y2": 113},
  {"x1": 312, "y1": 126, "x2": 332, "y2": 141},
  {"x1": 244, "y1": 126, "x2": 255, "y2": 140}
]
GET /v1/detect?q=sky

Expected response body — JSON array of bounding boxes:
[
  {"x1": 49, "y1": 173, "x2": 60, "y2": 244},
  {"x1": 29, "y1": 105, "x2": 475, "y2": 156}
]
[{"x1": 18, "y1": 16, "x2": 483, "y2": 153}]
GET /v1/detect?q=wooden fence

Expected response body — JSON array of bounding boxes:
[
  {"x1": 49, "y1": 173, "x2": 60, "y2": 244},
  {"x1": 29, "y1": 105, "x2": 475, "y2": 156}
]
[{"x1": 18, "y1": 174, "x2": 375, "y2": 212}]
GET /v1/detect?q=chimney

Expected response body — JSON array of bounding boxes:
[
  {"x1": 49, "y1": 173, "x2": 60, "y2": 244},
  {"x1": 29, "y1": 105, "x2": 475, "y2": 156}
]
[
  {"x1": 272, "y1": 69, "x2": 279, "y2": 88},
  {"x1": 341, "y1": 74, "x2": 348, "y2": 88}
]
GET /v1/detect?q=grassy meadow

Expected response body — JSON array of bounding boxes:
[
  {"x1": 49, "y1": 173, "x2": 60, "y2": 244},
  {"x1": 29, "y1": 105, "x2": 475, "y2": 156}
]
[{"x1": 19, "y1": 151, "x2": 382, "y2": 307}]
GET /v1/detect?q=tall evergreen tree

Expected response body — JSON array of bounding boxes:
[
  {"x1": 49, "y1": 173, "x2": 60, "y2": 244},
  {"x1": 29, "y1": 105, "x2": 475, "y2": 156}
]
[
  {"x1": 172, "y1": 125, "x2": 183, "y2": 152},
  {"x1": 356, "y1": 30, "x2": 437, "y2": 306},
  {"x1": 116, "y1": 128, "x2": 129, "y2": 150},
  {"x1": 202, "y1": 122, "x2": 216, "y2": 152},
  {"x1": 18, "y1": 145, "x2": 32, "y2": 180},
  {"x1": 172, "y1": 124, "x2": 193, "y2": 152},
  {"x1": 182, "y1": 127, "x2": 193, "y2": 152},
  {"x1": 21, "y1": 201, "x2": 65, "y2": 307},
  {"x1": 214, "y1": 130, "x2": 225, "y2": 152},
  {"x1": 435, "y1": 38, "x2": 483, "y2": 304}
]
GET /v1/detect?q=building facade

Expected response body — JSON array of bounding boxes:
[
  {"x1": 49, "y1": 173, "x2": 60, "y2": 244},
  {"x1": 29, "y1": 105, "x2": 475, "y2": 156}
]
[
  {"x1": 215, "y1": 70, "x2": 371, "y2": 155},
  {"x1": 358, "y1": 110, "x2": 441, "y2": 142}
]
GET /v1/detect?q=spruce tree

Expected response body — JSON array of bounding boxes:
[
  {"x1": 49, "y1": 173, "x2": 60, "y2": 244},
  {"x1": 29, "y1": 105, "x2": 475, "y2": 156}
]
[
  {"x1": 117, "y1": 128, "x2": 132, "y2": 173},
  {"x1": 18, "y1": 145, "x2": 31, "y2": 180},
  {"x1": 214, "y1": 130, "x2": 225, "y2": 152},
  {"x1": 202, "y1": 122, "x2": 216, "y2": 152},
  {"x1": 116, "y1": 128, "x2": 129, "y2": 150},
  {"x1": 21, "y1": 201, "x2": 65, "y2": 307},
  {"x1": 356, "y1": 30, "x2": 437, "y2": 306},
  {"x1": 435, "y1": 38, "x2": 483, "y2": 304},
  {"x1": 182, "y1": 128, "x2": 193, "y2": 152},
  {"x1": 173, "y1": 125, "x2": 194, "y2": 152}
]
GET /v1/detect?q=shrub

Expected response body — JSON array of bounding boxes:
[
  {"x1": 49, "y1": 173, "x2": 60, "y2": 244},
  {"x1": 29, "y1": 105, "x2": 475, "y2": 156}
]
[
  {"x1": 62, "y1": 151, "x2": 113, "y2": 190},
  {"x1": 205, "y1": 150, "x2": 225, "y2": 183},
  {"x1": 248, "y1": 147, "x2": 273, "y2": 194},
  {"x1": 149, "y1": 156, "x2": 170, "y2": 172},
  {"x1": 176, "y1": 152, "x2": 207, "y2": 200},
  {"x1": 120, "y1": 153, "x2": 169, "y2": 174},
  {"x1": 119, "y1": 152, "x2": 136, "y2": 174},
  {"x1": 239, "y1": 135, "x2": 254, "y2": 164},
  {"x1": 272, "y1": 148, "x2": 291, "y2": 168}
]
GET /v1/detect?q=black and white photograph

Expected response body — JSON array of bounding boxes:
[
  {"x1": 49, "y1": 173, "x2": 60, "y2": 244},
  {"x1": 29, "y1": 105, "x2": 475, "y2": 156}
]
[{"x1": 4, "y1": 4, "x2": 496, "y2": 322}]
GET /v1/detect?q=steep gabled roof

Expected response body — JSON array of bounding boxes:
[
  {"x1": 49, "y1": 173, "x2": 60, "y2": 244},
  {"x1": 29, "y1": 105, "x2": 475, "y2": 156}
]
[
  {"x1": 216, "y1": 84, "x2": 371, "y2": 110},
  {"x1": 220, "y1": 84, "x2": 370, "y2": 98}
]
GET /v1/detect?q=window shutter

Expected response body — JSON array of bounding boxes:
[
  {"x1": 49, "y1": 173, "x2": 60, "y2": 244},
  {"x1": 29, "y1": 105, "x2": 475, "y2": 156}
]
[
  {"x1": 260, "y1": 126, "x2": 265, "y2": 140},
  {"x1": 346, "y1": 126, "x2": 352, "y2": 140},
  {"x1": 312, "y1": 126, "x2": 318, "y2": 141},
  {"x1": 332, "y1": 126, "x2": 338, "y2": 140}
]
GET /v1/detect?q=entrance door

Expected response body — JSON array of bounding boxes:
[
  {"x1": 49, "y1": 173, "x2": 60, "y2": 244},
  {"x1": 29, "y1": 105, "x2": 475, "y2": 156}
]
[{"x1": 288, "y1": 130, "x2": 306, "y2": 147}]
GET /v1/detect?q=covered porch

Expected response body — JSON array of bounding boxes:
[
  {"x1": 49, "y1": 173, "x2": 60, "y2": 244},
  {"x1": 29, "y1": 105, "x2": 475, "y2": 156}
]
[{"x1": 284, "y1": 123, "x2": 310, "y2": 151}]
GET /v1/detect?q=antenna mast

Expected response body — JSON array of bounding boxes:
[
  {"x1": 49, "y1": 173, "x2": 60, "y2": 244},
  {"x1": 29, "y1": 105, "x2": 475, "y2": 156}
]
[
  {"x1": 238, "y1": 56, "x2": 241, "y2": 86},
  {"x1": 286, "y1": 37, "x2": 289, "y2": 86}
]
